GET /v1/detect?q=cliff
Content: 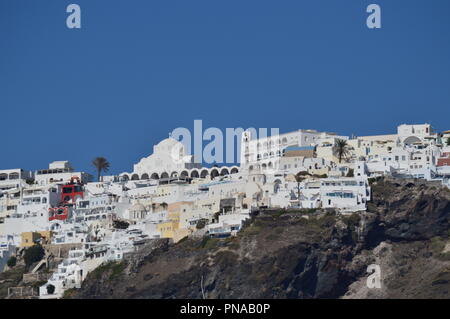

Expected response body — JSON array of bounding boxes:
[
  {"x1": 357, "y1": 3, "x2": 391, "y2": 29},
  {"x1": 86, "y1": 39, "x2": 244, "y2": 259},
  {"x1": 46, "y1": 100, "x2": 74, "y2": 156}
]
[{"x1": 71, "y1": 177, "x2": 450, "y2": 299}]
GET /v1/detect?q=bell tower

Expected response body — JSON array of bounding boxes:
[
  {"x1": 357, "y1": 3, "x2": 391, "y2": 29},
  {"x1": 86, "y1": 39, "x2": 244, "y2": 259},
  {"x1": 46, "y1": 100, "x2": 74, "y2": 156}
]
[{"x1": 240, "y1": 130, "x2": 252, "y2": 167}]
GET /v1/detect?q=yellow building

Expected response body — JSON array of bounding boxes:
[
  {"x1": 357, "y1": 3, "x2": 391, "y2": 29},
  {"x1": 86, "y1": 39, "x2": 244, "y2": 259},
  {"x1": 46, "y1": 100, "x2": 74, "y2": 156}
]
[
  {"x1": 156, "y1": 220, "x2": 177, "y2": 239},
  {"x1": 156, "y1": 202, "x2": 196, "y2": 242},
  {"x1": 20, "y1": 231, "x2": 53, "y2": 248},
  {"x1": 156, "y1": 202, "x2": 183, "y2": 238}
]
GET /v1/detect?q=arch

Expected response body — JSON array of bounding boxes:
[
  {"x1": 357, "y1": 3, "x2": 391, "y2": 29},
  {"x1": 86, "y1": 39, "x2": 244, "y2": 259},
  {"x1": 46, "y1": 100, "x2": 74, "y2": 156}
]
[
  {"x1": 150, "y1": 173, "x2": 159, "y2": 180},
  {"x1": 200, "y1": 169, "x2": 209, "y2": 178},
  {"x1": 220, "y1": 168, "x2": 229, "y2": 176},
  {"x1": 131, "y1": 174, "x2": 139, "y2": 181},
  {"x1": 190, "y1": 170, "x2": 199, "y2": 178},
  {"x1": 141, "y1": 173, "x2": 149, "y2": 180},
  {"x1": 160, "y1": 172, "x2": 169, "y2": 179},
  {"x1": 0, "y1": 173, "x2": 7, "y2": 181},
  {"x1": 180, "y1": 171, "x2": 189, "y2": 178},
  {"x1": 210, "y1": 169, "x2": 219, "y2": 179},
  {"x1": 282, "y1": 137, "x2": 288, "y2": 144},
  {"x1": 231, "y1": 167, "x2": 239, "y2": 174},
  {"x1": 121, "y1": 174, "x2": 129, "y2": 181},
  {"x1": 404, "y1": 136, "x2": 421, "y2": 146},
  {"x1": 262, "y1": 163, "x2": 267, "y2": 170},
  {"x1": 248, "y1": 165, "x2": 254, "y2": 172},
  {"x1": 171, "y1": 171, "x2": 178, "y2": 178}
]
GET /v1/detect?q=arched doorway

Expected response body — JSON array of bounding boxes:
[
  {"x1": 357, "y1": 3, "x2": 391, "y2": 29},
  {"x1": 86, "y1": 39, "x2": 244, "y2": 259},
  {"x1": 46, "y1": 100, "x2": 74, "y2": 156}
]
[
  {"x1": 210, "y1": 169, "x2": 219, "y2": 179},
  {"x1": 160, "y1": 172, "x2": 169, "y2": 179},
  {"x1": 180, "y1": 171, "x2": 189, "y2": 178},
  {"x1": 190, "y1": 170, "x2": 199, "y2": 178},
  {"x1": 200, "y1": 169, "x2": 209, "y2": 178}
]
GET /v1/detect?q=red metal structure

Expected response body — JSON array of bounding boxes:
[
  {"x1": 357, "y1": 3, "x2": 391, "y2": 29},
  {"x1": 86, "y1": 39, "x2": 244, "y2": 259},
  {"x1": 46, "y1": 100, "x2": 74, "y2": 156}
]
[
  {"x1": 48, "y1": 176, "x2": 84, "y2": 222},
  {"x1": 61, "y1": 176, "x2": 84, "y2": 204},
  {"x1": 48, "y1": 206, "x2": 70, "y2": 221}
]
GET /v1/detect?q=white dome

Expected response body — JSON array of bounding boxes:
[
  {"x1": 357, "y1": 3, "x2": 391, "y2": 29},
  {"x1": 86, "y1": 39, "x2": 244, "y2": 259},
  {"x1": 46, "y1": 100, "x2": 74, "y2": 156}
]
[{"x1": 155, "y1": 138, "x2": 184, "y2": 152}]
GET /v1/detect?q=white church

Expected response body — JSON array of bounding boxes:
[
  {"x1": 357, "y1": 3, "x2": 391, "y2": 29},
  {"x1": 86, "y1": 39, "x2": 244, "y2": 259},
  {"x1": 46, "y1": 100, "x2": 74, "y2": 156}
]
[{"x1": 120, "y1": 138, "x2": 239, "y2": 181}]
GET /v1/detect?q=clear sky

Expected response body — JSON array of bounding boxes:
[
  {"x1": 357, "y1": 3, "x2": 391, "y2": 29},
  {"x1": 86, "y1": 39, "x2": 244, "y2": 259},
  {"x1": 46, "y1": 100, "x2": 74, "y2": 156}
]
[{"x1": 1, "y1": 0, "x2": 450, "y2": 175}]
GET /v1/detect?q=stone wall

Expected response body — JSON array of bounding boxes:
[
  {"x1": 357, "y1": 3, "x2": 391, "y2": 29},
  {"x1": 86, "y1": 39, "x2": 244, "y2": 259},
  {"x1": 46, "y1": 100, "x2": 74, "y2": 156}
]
[{"x1": 43, "y1": 243, "x2": 83, "y2": 259}]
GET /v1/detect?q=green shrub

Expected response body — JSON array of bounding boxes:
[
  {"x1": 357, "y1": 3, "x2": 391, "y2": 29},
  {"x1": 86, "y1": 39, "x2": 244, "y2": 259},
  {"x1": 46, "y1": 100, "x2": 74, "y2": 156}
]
[
  {"x1": 196, "y1": 219, "x2": 208, "y2": 229},
  {"x1": 176, "y1": 236, "x2": 189, "y2": 244},
  {"x1": 24, "y1": 244, "x2": 45, "y2": 268},
  {"x1": 6, "y1": 256, "x2": 16, "y2": 268},
  {"x1": 346, "y1": 168, "x2": 354, "y2": 177},
  {"x1": 62, "y1": 288, "x2": 77, "y2": 299},
  {"x1": 200, "y1": 237, "x2": 219, "y2": 249},
  {"x1": 368, "y1": 176, "x2": 384, "y2": 185},
  {"x1": 109, "y1": 262, "x2": 126, "y2": 280},
  {"x1": 113, "y1": 220, "x2": 129, "y2": 229},
  {"x1": 242, "y1": 224, "x2": 262, "y2": 236}
]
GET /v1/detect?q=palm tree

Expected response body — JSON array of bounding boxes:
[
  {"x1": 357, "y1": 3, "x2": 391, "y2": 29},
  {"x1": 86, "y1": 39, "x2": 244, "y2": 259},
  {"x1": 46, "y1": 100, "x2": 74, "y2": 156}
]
[
  {"x1": 92, "y1": 157, "x2": 110, "y2": 182},
  {"x1": 333, "y1": 139, "x2": 350, "y2": 163}
]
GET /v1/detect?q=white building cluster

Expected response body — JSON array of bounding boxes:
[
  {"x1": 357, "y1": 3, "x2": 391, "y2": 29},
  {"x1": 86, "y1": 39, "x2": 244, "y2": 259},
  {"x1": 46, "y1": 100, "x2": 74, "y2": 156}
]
[{"x1": 1, "y1": 123, "x2": 450, "y2": 298}]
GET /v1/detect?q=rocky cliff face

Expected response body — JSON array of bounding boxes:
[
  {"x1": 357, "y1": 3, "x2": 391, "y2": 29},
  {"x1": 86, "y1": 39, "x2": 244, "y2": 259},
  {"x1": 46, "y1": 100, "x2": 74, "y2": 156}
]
[{"x1": 72, "y1": 178, "x2": 450, "y2": 299}]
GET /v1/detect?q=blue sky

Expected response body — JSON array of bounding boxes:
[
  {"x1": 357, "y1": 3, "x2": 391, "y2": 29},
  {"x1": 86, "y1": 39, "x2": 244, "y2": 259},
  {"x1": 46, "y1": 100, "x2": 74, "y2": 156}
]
[{"x1": 1, "y1": 0, "x2": 450, "y2": 175}]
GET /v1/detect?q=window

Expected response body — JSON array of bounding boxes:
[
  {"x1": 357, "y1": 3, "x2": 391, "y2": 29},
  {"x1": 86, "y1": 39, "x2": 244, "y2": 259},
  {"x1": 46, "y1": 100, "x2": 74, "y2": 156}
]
[{"x1": 63, "y1": 187, "x2": 73, "y2": 194}]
